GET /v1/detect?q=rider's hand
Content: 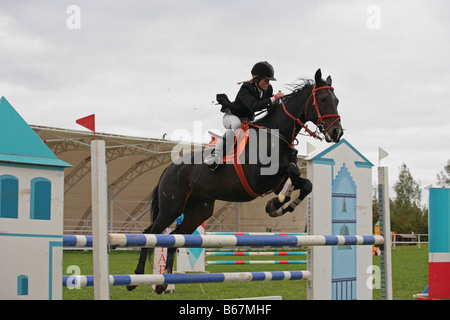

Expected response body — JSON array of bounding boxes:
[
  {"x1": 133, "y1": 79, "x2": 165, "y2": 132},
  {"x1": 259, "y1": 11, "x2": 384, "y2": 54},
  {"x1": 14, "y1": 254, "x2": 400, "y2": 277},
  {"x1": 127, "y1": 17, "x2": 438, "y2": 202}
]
[{"x1": 276, "y1": 91, "x2": 285, "y2": 99}]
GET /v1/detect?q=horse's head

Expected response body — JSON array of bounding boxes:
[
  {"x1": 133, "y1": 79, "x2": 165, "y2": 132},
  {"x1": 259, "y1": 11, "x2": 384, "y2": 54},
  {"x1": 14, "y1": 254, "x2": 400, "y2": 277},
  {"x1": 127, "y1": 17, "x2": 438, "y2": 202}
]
[{"x1": 308, "y1": 69, "x2": 343, "y2": 142}]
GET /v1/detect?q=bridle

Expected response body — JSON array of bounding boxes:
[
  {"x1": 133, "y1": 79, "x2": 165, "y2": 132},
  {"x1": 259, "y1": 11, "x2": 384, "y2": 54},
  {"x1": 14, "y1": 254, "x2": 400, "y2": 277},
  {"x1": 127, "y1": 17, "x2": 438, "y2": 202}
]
[{"x1": 282, "y1": 85, "x2": 340, "y2": 144}]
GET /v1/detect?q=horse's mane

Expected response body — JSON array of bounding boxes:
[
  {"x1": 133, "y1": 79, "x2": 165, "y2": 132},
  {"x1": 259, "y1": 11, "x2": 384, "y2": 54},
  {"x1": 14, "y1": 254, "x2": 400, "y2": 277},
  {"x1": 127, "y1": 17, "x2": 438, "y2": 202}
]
[
  {"x1": 283, "y1": 78, "x2": 315, "y2": 103},
  {"x1": 256, "y1": 78, "x2": 314, "y2": 123}
]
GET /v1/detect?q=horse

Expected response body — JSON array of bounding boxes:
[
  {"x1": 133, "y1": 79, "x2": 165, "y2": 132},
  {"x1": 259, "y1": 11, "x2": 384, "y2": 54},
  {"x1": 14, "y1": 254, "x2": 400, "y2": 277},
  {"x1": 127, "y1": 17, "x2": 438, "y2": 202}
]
[{"x1": 127, "y1": 69, "x2": 343, "y2": 293}]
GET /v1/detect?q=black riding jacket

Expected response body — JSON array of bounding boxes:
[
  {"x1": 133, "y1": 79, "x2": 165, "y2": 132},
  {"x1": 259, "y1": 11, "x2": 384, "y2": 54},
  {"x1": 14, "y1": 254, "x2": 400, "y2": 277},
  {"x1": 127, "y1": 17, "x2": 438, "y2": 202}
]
[{"x1": 219, "y1": 82, "x2": 274, "y2": 120}]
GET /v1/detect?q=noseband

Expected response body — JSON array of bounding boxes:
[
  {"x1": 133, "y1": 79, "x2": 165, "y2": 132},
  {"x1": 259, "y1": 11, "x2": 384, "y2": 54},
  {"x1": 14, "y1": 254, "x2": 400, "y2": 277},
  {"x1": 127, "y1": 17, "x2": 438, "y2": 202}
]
[{"x1": 282, "y1": 85, "x2": 340, "y2": 143}]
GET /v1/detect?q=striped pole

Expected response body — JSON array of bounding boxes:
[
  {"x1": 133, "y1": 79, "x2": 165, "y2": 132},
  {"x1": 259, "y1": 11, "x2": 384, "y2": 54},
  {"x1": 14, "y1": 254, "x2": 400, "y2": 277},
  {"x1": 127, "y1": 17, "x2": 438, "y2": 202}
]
[
  {"x1": 63, "y1": 234, "x2": 383, "y2": 248},
  {"x1": 206, "y1": 260, "x2": 307, "y2": 265},
  {"x1": 206, "y1": 251, "x2": 307, "y2": 256},
  {"x1": 206, "y1": 232, "x2": 307, "y2": 236},
  {"x1": 63, "y1": 235, "x2": 92, "y2": 248},
  {"x1": 63, "y1": 271, "x2": 312, "y2": 288}
]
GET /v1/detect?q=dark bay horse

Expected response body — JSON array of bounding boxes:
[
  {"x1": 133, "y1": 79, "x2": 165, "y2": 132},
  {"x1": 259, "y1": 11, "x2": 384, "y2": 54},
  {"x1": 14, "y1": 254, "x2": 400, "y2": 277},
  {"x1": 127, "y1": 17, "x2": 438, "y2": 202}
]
[{"x1": 127, "y1": 69, "x2": 343, "y2": 293}]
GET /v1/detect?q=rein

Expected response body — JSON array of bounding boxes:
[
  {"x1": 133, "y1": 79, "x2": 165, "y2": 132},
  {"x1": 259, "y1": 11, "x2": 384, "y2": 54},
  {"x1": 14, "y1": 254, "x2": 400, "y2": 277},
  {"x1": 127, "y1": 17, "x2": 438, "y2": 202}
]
[
  {"x1": 246, "y1": 121, "x2": 293, "y2": 148},
  {"x1": 282, "y1": 85, "x2": 340, "y2": 144}
]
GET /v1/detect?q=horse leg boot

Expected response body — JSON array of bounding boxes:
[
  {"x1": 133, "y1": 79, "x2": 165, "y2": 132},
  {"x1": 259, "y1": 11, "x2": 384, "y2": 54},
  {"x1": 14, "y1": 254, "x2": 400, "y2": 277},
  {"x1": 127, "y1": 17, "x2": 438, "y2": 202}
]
[
  {"x1": 265, "y1": 178, "x2": 293, "y2": 217},
  {"x1": 203, "y1": 129, "x2": 235, "y2": 171}
]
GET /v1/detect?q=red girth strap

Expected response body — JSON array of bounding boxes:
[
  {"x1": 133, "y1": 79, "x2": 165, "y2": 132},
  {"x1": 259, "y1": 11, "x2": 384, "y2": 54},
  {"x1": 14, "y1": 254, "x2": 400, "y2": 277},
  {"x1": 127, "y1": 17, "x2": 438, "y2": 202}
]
[
  {"x1": 232, "y1": 121, "x2": 285, "y2": 198},
  {"x1": 233, "y1": 156, "x2": 261, "y2": 198},
  {"x1": 233, "y1": 158, "x2": 285, "y2": 198},
  {"x1": 231, "y1": 122, "x2": 261, "y2": 197}
]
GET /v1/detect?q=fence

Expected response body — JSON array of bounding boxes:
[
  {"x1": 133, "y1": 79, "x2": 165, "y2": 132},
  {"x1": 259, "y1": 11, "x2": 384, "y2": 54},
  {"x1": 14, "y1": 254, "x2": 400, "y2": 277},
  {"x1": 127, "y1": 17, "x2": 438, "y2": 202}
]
[{"x1": 392, "y1": 233, "x2": 428, "y2": 249}]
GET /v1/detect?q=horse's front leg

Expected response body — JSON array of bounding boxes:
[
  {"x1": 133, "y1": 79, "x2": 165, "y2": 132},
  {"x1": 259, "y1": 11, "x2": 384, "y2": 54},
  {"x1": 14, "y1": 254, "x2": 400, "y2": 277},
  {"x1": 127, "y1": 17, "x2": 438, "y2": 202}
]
[
  {"x1": 281, "y1": 174, "x2": 312, "y2": 214},
  {"x1": 265, "y1": 177, "x2": 293, "y2": 216},
  {"x1": 266, "y1": 162, "x2": 312, "y2": 217}
]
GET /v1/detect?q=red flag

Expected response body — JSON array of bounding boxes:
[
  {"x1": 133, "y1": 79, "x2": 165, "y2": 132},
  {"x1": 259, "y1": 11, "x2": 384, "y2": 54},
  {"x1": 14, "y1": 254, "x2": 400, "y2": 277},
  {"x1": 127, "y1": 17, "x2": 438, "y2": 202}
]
[{"x1": 76, "y1": 114, "x2": 96, "y2": 139}]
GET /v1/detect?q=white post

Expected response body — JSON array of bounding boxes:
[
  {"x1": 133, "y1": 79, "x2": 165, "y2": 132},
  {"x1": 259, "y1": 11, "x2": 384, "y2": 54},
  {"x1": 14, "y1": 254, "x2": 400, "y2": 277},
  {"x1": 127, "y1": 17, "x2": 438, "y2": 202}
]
[
  {"x1": 91, "y1": 140, "x2": 110, "y2": 300},
  {"x1": 378, "y1": 167, "x2": 393, "y2": 300}
]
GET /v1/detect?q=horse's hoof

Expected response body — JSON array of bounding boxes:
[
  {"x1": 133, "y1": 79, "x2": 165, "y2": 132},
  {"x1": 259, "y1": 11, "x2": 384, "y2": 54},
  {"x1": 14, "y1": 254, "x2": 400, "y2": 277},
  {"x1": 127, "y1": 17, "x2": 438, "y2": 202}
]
[
  {"x1": 265, "y1": 197, "x2": 282, "y2": 214},
  {"x1": 155, "y1": 284, "x2": 168, "y2": 294},
  {"x1": 268, "y1": 209, "x2": 283, "y2": 218},
  {"x1": 127, "y1": 285, "x2": 137, "y2": 291}
]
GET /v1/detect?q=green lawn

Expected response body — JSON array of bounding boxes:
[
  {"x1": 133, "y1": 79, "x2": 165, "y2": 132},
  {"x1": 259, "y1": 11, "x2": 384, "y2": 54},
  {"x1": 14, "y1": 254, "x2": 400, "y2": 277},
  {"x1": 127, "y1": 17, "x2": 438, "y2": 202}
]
[
  {"x1": 63, "y1": 245, "x2": 428, "y2": 300},
  {"x1": 373, "y1": 245, "x2": 428, "y2": 300}
]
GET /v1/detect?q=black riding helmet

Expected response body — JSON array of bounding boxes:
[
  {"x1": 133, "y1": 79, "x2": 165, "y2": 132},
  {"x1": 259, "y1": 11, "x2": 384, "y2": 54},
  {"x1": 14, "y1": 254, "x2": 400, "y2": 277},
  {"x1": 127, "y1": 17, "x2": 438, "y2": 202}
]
[{"x1": 251, "y1": 61, "x2": 276, "y2": 81}]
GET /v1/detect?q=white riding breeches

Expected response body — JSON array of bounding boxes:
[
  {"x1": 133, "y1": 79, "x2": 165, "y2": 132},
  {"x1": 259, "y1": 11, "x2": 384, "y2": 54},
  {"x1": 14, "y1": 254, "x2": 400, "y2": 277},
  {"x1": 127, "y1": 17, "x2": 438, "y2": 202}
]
[{"x1": 222, "y1": 112, "x2": 241, "y2": 130}]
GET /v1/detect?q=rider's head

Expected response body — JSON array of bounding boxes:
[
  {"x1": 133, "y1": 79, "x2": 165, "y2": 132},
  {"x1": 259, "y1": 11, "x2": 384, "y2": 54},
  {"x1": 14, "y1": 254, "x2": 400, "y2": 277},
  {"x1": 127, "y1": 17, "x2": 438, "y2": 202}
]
[{"x1": 251, "y1": 61, "x2": 276, "y2": 91}]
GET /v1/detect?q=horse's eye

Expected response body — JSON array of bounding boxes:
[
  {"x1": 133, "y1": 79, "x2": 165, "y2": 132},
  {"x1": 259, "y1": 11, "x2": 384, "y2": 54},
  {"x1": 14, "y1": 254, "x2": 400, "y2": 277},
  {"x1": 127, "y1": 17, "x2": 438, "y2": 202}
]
[{"x1": 320, "y1": 97, "x2": 327, "y2": 102}]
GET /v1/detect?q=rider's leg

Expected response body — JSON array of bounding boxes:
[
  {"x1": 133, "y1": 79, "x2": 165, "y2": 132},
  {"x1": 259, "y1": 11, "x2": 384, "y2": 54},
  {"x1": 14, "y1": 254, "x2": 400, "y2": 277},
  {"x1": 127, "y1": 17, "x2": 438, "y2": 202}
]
[
  {"x1": 203, "y1": 114, "x2": 241, "y2": 170},
  {"x1": 204, "y1": 128, "x2": 234, "y2": 170}
]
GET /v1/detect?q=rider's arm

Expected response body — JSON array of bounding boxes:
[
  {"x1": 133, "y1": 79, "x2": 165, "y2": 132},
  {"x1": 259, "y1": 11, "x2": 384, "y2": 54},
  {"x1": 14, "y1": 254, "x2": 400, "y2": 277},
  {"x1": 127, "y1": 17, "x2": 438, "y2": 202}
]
[{"x1": 235, "y1": 83, "x2": 275, "y2": 113}]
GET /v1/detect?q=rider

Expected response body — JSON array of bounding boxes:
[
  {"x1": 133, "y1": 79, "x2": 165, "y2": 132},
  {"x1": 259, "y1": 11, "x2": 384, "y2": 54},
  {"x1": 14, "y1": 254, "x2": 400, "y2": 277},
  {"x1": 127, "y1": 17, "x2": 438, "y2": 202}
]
[{"x1": 204, "y1": 61, "x2": 285, "y2": 170}]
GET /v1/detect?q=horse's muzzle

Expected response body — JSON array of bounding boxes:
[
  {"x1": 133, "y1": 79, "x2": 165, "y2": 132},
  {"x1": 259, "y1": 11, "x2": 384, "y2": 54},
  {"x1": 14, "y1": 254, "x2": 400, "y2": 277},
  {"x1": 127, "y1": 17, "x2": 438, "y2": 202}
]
[{"x1": 325, "y1": 125, "x2": 343, "y2": 143}]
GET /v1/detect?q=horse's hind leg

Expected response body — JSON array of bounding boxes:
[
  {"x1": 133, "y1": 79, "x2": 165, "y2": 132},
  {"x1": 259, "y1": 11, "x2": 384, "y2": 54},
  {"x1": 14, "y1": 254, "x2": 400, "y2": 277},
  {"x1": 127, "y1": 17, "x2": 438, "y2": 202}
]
[
  {"x1": 126, "y1": 225, "x2": 156, "y2": 291},
  {"x1": 127, "y1": 178, "x2": 190, "y2": 291},
  {"x1": 134, "y1": 226, "x2": 153, "y2": 274},
  {"x1": 154, "y1": 196, "x2": 215, "y2": 294},
  {"x1": 127, "y1": 212, "x2": 183, "y2": 292},
  {"x1": 153, "y1": 246, "x2": 178, "y2": 294}
]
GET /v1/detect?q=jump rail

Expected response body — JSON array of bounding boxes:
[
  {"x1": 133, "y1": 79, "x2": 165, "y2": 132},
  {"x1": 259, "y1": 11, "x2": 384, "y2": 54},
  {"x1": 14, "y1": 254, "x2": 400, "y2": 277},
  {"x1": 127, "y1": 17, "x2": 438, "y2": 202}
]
[
  {"x1": 63, "y1": 234, "x2": 384, "y2": 248},
  {"x1": 206, "y1": 251, "x2": 307, "y2": 256},
  {"x1": 63, "y1": 271, "x2": 312, "y2": 287},
  {"x1": 206, "y1": 260, "x2": 307, "y2": 265},
  {"x1": 205, "y1": 232, "x2": 307, "y2": 236}
]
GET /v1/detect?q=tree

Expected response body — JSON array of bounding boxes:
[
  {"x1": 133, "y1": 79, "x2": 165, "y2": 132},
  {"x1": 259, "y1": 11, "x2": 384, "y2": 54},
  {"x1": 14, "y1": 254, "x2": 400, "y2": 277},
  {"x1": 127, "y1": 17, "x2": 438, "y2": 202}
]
[
  {"x1": 437, "y1": 160, "x2": 450, "y2": 187},
  {"x1": 394, "y1": 163, "x2": 422, "y2": 208},
  {"x1": 390, "y1": 163, "x2": 427, "y2": 234}
]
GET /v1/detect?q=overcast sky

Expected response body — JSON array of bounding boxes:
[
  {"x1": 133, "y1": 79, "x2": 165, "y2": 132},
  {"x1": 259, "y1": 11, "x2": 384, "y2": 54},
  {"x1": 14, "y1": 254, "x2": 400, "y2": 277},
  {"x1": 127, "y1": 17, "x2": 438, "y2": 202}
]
[{"x1": 1, "y1": 0, "x2": 449, "y2": 204}]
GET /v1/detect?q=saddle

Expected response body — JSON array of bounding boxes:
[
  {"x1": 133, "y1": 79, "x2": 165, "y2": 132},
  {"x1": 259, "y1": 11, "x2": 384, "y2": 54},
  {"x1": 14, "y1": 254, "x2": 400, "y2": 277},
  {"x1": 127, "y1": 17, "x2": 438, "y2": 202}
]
[
  {"x1": 208, "y1": 122, "x2": 286, "y2": 199},
  {"x1": 209, "y1": 122, "x2": 273, "y2": 198},
  {"x1": 208, "y1": 122, "x2": 250, "y2": 164}
]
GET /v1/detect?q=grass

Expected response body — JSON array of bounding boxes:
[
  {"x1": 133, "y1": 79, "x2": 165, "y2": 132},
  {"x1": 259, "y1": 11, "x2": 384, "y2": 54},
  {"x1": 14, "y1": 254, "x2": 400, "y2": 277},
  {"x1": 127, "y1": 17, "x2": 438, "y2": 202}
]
[
  {"x1": 375, "y1": 245, "x2": 428, "y2": 300},
  {"x1": 63, "y1": 245, "x2": 429, "y2": 300}
]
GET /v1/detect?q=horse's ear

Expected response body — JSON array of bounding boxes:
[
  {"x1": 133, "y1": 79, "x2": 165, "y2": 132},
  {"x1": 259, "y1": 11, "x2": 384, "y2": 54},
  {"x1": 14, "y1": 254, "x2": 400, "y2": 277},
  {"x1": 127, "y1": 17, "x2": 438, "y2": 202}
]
[
  {"x1": 314, "y1": 69, "x2": 323, "y2": 85},
  {"x1": 326, "y1": 75, "x2": 332, "y2": 86}
]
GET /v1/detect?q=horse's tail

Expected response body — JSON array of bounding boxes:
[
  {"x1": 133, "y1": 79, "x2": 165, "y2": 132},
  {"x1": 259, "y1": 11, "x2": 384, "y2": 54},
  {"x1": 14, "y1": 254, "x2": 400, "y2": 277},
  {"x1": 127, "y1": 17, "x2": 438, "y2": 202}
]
[
  {"x1": 150, "y1": 183, "x2": 160, "y2": 223},
  {"x1": 149, "y1": 167, "x2": 168, "y2": 224}
]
